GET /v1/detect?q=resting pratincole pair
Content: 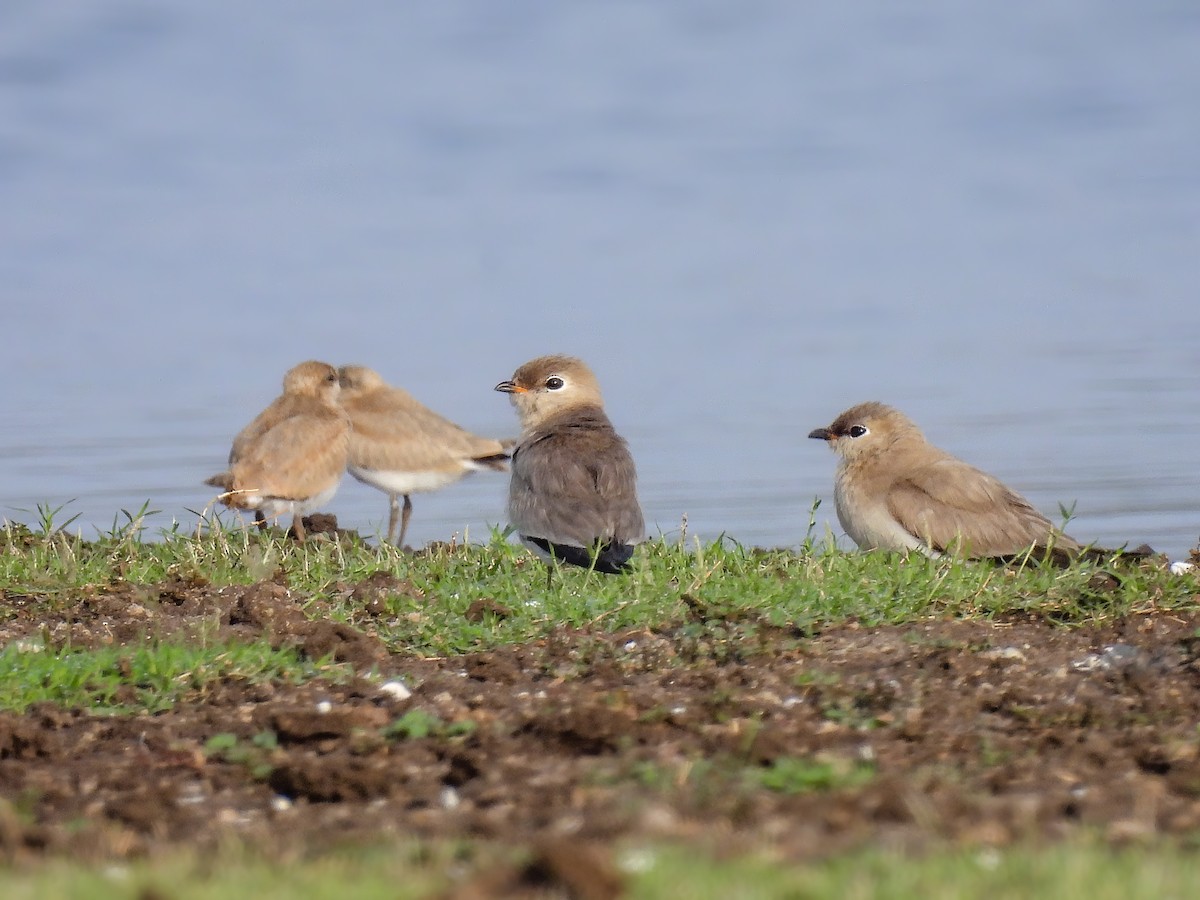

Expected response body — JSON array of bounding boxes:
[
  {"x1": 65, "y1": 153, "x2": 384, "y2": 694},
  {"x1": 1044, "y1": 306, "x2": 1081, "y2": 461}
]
[
  {"x1": 208, "y1": 361, "x2": 511, "y2": 545},
  {"x1": 809, "y1": 401, "x2": 1082, "y2": 558}
]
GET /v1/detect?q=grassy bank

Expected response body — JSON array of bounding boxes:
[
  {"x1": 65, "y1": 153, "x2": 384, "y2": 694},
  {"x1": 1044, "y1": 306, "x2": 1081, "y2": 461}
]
[
  {"x1": 1, "y1": 516, "x2": 1198, "y2": 897},
  {"x1": 3, "y1": 515, "x2": 1193, "y2": 657}
]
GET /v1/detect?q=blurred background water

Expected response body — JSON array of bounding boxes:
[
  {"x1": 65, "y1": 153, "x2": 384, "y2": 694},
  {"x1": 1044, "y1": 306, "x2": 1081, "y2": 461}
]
[{"x1": 2, "y1": 0, "x2": 1198, "y2": 558}]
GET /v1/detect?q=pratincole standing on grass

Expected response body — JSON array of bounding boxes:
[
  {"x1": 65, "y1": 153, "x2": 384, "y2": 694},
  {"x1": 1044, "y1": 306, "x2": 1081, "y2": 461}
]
[
  {"x1": 495, "y1": 354, "x2": 644, "y2": 576},
  {"x1": 808, "y1": 401, "x2": 1082, "y2": 558}
]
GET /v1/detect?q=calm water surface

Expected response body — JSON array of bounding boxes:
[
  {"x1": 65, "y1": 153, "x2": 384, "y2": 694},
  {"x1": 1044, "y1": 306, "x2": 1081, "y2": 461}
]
[{"x1": 2, "y1": 1, "x2": 1199, "y2": 557}]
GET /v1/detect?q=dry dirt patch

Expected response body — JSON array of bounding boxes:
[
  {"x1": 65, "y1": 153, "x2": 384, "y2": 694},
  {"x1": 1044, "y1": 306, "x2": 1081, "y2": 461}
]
[{"x1": 2, "y1": 577, "x2": 1200, "y2": 870}]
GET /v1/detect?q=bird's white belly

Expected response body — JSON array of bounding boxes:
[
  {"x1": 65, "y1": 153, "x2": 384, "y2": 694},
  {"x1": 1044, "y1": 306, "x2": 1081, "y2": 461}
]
[
  {"x1": 348, "y1": 464, "x2": 463, "y2": 495},
  {"x1": 250, "y1": 482, "x2": 340, "y2": 521},
  {"x1": 253, "y1": 497, "x2": 296, "y2": 520},
  {"x1": 834, "y1": 480, "x2": 932, "y2": 556}
]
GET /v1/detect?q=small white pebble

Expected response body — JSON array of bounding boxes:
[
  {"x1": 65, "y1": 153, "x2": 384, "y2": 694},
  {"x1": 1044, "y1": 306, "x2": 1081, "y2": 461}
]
[
  {"x1": 782, "y1": 696, "x2": 802, "y2": 709},
  {"x1": 1071, "y1": 644, "x2": 1139, "y2": 673},
  {"x1": 623, "y1": 640, "x2": 638, "y2": 652},
  {"x1": 380, "y1": 680, "x2": 412, "y2": 701},
  {"x1": 440, "y1": 786, "x2": 460, "y2": 810},
  {"x1": 175, "y1": 784, "x2": 207, "y2": 806},
  {"x1": 315, "y1": 700, "x2": 333, "y2": 714},
  {"x1": 216, "y1": 808, "x2": 254, "y2": 827},
  {"x1": 1170, "y1": 561, "x2": 1195, "y2": 575},
  {"x1": 981, "y1": 646, "x2": 1026, "y2": 663},
  {"x1": 618, "y1": 848, "x2": 657, "y2": 874},
  {"x1": 270, "y1": 795, "x2": 293, "y2": 812},
  {"x1": 976, "y1": 848, "x2": 1002, "y2": 871},
  {"x1": 670, "y1": 706, "x2": 687, "y2": 716}
]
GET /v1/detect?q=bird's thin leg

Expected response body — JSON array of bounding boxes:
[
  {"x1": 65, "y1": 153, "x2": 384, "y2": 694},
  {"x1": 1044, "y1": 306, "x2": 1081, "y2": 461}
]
[
  {"x1": 291, "y1": 513, "x2": 307, "y2": 543},
  {"x1": 396, "y1": 494, "x2": 413, "y2": 549},
  {"x1": 387, "y1": 493, "x2": 401, "y2": 545},
  {"x1": 254, "y1": 510, "x2": 267, "y2": 530}
]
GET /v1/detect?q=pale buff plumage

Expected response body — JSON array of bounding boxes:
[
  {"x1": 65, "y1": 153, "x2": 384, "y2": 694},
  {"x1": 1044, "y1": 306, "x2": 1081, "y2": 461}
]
[
  {"x1": 808, "y1": 401, "x2": 1081, "y2": 558},
  {"x1": 205, "y1": 360, "x2": 350, "y2": 542},
  {"x1": 337, "y1": 365, "x2": 509, "y2": 547},
  {"x1": 495, "y1": 355, "x2": 644, "y2": 574}
]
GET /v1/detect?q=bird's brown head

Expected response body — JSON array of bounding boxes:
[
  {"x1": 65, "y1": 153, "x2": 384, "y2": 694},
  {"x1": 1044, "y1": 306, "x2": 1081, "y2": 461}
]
[
  {"x1": 336, "y1": 364, "x2": 386, "y2": 399},
  {"x1": 495, "y1": 354, "x2": 604, "y2": 427},
  {"x1": 808, "y1": 401, "x2": 922, "y2": 462},
  {"x1": 283, "y1": 360, "x2": 341, "y2": 401}
]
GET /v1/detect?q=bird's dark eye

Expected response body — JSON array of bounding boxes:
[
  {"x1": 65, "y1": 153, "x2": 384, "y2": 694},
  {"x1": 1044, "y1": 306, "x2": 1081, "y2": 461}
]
[
  {"x1": 545, "y1": 376, "x2": 565, "y2": 390},
  {"x1": 848, "y1": 425, "x2": 869, "y2": 438}
]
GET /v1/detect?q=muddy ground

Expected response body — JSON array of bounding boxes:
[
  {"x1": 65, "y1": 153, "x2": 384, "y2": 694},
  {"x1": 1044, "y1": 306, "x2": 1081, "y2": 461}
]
[{"x1": 2, "y1": 555, "x2": 1200, "y2": 893}]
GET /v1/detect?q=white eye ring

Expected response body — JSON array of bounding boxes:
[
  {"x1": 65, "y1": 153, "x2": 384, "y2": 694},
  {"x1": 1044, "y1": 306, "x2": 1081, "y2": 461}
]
[
  {"x1": 545, "y1": 376, "x2": 566, "y2": 390},
  {"x1": 848, "y1": 425, "x2": 869, "y2": 438}
]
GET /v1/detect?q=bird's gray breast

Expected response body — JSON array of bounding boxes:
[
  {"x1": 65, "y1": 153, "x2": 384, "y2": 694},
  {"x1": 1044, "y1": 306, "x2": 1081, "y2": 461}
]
[{"x1": 508, "y1": 420, "x2": 644, "y2": 548}]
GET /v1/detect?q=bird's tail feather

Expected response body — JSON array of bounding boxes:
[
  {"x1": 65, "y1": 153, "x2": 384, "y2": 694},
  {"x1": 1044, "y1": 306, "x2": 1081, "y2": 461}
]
[
  {"x1": 473, "y1": 452, "x2": 511, "y2": 472},
  {"x1": 525, "y1": 536, "x2": 634, "y2": 574}
]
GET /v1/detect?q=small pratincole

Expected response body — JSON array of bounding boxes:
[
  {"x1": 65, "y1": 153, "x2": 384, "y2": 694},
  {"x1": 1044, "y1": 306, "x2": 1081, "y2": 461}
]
[
  {"x1": 808, "y1": 401, "x2": 1081, "y2": 558},
  {"x1": 206, "y1": 360, "x2": 350, "y2": 542},
  {"x1": 495, "y1": 354, "x2": 644, "y2": 574},
  {"x1": 337, "y1": 365, "x2": 510, "y2": 547}
]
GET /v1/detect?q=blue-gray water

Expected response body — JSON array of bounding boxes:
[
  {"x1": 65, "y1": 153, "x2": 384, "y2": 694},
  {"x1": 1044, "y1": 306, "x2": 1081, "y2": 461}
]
[{"x1": 3, "y1": 1, "x2": 1199, "y2": 558}]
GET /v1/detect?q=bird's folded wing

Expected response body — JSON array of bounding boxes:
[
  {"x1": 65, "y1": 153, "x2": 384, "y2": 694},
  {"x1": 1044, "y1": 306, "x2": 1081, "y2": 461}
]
[
  {"x1": 346, "y1": 400, "x2": 505, "y2": 473},
  {"x1": 401, "y1": 400, "x2": 507, "y2": 457},
  {"x1": 228, "y1": 395, "x2": 295, "y2": 464},
  {"x1": 233, "y1": 413, "x2": 348, "y2": 500},
  {"x1": 885, "y1": 458, "x2": 1063, "y2": 556}
]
